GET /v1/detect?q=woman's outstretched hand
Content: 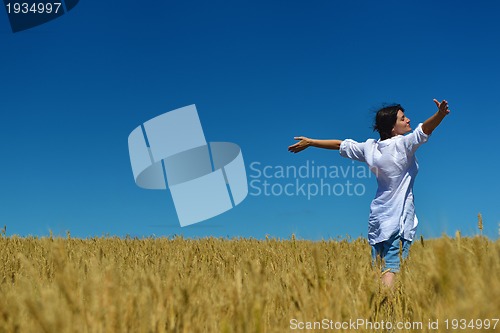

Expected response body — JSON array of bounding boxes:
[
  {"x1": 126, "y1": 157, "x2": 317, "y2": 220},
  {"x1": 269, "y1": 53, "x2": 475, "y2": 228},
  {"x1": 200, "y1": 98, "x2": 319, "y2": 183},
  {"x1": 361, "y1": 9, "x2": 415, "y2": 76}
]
[
  {"x1": 433, "y1": 99, "x2": 451, "y2": 115},
  {"x1": 422, "y1": 99, "x2": 451, "y2": 135},
  {"x1": 288, "y1": 136, "x2": 311, "y2": 153}
]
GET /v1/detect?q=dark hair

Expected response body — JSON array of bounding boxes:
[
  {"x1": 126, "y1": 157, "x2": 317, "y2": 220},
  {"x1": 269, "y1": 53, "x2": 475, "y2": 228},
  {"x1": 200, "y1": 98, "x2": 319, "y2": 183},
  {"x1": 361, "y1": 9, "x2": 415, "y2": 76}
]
[{"x1": 373, "y1": 104, "x2": 404, "y2": 140}]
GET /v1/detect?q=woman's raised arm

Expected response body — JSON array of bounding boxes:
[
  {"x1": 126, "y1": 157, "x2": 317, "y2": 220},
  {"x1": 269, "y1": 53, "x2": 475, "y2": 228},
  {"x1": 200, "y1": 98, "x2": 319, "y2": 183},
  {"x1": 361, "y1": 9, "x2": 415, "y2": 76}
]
[{"x1": 421, "y1": 99, "x2": 450, "y2": 135}]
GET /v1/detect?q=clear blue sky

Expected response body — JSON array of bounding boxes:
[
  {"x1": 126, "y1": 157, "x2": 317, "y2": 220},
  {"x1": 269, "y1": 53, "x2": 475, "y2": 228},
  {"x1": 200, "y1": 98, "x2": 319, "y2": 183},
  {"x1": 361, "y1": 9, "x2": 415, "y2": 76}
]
[{"x1": 1, "y1": 0, "x2": 499, "y2": 240}]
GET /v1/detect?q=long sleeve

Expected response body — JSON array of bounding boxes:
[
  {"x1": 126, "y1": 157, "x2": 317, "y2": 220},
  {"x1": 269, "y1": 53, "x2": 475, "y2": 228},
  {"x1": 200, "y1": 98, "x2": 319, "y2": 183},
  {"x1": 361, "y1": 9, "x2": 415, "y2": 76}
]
[
  {"x1": 402, "y1": 123, "x2": 430, "y2": 155},
  {"x1": 339, "y1": 139, "x2": 367, "y2": 162}
]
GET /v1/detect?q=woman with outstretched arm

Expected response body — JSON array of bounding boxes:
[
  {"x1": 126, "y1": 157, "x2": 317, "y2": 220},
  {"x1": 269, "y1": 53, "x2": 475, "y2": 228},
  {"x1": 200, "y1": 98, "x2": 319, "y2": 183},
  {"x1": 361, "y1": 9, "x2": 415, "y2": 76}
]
[{"x1": 288, "y1": 99, "x2": 450, "y2": 287}]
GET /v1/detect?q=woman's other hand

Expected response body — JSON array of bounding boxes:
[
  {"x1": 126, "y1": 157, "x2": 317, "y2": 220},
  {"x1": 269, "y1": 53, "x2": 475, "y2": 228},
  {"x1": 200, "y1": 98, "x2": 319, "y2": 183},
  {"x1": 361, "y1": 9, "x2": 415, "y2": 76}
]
[{"x1": 288, "y1": 136, "x2": 312, "y2": 153}]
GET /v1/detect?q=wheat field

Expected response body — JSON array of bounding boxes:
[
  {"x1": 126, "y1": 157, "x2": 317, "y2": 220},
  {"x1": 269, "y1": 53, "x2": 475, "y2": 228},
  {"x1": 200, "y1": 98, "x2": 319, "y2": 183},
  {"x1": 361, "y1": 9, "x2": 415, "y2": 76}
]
[{"x1": 0, "y1": 234, "x2": 499, "y2": 332}]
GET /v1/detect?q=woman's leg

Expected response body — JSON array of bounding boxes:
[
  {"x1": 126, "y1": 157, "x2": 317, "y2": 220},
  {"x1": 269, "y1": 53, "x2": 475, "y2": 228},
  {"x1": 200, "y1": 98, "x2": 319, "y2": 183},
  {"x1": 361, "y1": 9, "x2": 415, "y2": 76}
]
[
  {"x1": 381, "y1": 271, "x2": 395, "y2": 287},
  {"x1": 383, "y1": 237, "x2": 412, "y2": 287},
  {"x1": 372, "y1": 233, "x2": 402, "y2": 288}
]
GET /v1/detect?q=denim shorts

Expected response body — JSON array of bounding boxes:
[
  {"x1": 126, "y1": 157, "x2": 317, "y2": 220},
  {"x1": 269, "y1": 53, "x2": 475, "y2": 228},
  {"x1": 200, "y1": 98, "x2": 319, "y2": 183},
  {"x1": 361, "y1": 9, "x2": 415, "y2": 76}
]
[{"x1": 371, "y1": 233, "x2": 412, "y2": 273}]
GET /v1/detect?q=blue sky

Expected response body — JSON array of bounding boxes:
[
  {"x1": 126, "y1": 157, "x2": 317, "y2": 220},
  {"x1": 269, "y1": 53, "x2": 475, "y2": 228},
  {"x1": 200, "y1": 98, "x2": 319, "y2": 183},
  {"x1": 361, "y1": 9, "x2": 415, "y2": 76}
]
[{"x1": 1, "y1": 0, "x2": 499, "y2": 240}]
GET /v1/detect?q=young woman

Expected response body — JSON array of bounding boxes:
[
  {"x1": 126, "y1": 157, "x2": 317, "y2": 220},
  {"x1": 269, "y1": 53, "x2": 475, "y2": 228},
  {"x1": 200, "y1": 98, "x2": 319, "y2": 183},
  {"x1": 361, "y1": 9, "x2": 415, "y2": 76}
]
[{"x1": 288, "y1": 99, "x2": 450, "y2": 287}]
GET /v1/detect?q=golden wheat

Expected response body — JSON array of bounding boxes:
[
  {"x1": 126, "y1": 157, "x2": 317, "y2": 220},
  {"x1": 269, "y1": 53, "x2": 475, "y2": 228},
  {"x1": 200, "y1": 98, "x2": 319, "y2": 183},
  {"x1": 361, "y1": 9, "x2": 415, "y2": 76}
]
[{"x1": 0, "y1": 235, "x2": 499, "y2": 332}]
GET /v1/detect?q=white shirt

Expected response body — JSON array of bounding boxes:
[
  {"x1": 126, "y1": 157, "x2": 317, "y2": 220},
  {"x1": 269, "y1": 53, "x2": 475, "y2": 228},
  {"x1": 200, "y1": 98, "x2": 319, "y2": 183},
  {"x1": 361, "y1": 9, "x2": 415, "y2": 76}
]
[{"x1": 339, "y1": 123, "x2": 429, "y2": 245}]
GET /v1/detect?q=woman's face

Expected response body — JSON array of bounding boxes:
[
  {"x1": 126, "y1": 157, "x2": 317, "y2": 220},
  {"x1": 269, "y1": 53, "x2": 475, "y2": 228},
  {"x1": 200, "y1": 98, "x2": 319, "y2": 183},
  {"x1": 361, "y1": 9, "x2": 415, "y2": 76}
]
[{"x1": 392, "y1": 110, "x2": 411, "y2": 136}]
